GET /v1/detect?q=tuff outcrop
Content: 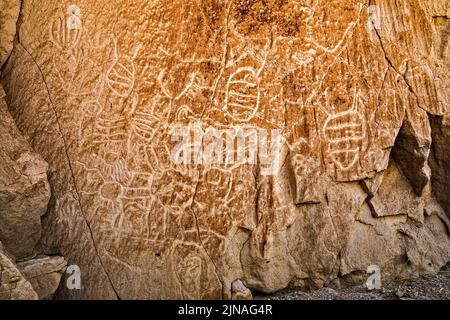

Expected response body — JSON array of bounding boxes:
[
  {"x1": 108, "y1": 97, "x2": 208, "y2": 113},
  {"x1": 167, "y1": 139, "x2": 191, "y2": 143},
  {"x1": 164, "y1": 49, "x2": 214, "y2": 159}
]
[{"x1": 0, "y1": 0, "x2": 449, "y2": 299}]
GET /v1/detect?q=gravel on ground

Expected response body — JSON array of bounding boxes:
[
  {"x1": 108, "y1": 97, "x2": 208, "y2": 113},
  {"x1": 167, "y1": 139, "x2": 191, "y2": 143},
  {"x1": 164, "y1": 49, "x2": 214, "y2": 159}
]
[{"x1": 257, "y1": 269, "x2": 450, "y2": 300}]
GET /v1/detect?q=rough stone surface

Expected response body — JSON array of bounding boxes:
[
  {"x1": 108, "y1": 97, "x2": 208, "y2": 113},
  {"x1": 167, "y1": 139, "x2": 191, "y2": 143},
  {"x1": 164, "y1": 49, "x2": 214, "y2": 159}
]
[
  {"x1": 231, "y1": 279, "x2": 253, "y2": 300},
  {"x1": 0, "y1": 0, "x2": 449, "y2": 299},
  {"x1": 0, "y1": 84, "x2": 51, "y2": 259},
  {"x1": 0, "y1": 0, "x2": 21, "y2": 68},
  {"x1": 17, "y1": 256, "x2": 67, "y2": 300},
  {"x1": 0, "y1": 243, "x2": 38, "y2": 300}
]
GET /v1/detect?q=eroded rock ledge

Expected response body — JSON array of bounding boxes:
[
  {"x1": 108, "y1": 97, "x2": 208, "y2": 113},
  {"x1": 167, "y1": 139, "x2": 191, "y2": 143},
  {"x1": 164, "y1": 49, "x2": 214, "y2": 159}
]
[{"x1": 0, "y1": 0, "x2": 449, "y2": 299}]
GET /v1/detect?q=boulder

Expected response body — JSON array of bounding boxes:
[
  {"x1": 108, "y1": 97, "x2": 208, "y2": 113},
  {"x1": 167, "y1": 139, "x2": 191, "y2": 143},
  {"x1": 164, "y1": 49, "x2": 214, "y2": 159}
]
[{"x1": 0, "y1": 0, "x2": 449, "y2": 299}]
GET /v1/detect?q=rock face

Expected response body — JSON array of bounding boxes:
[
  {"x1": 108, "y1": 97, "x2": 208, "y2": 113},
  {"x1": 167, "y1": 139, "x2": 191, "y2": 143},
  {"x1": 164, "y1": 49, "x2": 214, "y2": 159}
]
[
  {"x1": 0, "y1": 0, "x2": 449, "y2": 299},
  {"x1": 0, "y1": 84, "x2": 51, "y2": 259},
  {"x1": 430, "y1": 116, "x2": 450, "y2": 215},
  {"x1": 0, "y1": 243, "x2": 66, "y2": 300},
  {"x1": 0, "y1": 0, "x2": 21, "y2": 68},
  {"x1": 0, "y1": 243, "x2": 38, "y2": 300},
  {"x1": 17, "y1": 256, "x2": 67, "y2": 300}
]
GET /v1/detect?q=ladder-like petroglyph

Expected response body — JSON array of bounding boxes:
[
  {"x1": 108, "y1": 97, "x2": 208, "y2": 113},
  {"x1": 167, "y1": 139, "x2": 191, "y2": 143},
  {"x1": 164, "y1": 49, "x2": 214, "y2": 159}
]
[
  {"x1": 224, "y1": 66, "x2": 262, "y2": 122},
  {"x1": 50, "y1": 13, "x2": 82, "y2": 51},
  {"x1": 106, "y1": 41, "x2": 142, "y2": 98}
]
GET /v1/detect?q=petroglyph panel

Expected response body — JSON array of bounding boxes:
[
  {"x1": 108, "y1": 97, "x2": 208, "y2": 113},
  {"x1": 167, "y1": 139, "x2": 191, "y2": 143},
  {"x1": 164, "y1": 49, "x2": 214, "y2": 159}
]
[{"x1": 1, "y1": 0, "x2": 449, "y2": 299}]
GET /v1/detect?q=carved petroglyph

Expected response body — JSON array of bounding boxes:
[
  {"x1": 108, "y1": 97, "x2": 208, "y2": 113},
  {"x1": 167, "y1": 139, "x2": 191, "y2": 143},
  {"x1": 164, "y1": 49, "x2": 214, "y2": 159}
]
[
  {"x1": 50, "y1": 10, "x2": 82, "y2": 51},
  {"x1": 107, "y1": 40, "x2": 142, "y2": 98},
  {"x1": 307, "y1": 14, "x2": 361, "y2": 54},
  {"x1": 224, "y1": 66, "x2": 262, "y2": 122},
  {"x1": 130, "y1": 110, "x2": 160, "y2": 144},
  {"x1": 321, "y1": 87, "x2": 367, "y2": 173},
  {"x1": 54, "y1": 192, "x2": 85, "y2": 242},
  {"x1": 56, "y1": 193, "x2": 79, "y2": 223},
  {"x1": 66, "y1": 5, "x2": 82, "y2": 31},
  {"x1": 109, "y1": 173, "x2": 156, "y2": 241},
  {"x1": 49, "y1": 6, "x2": 109, "y2": 98},
  {"x1": 74, "y1": 38, "x2": 148, "y2": 191},
  {"x1": 158, "y1": 68, "x2": 198, "y2": 102},
  {"x1": 51, "y1": 48, "x2": 104, "y2": 97}
]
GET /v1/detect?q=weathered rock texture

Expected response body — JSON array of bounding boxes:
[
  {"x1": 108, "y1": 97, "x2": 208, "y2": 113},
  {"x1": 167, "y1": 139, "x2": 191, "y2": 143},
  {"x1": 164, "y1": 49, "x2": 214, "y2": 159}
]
[
  {"x1": 0, "y1": 0, "x2": 449, "y2": 299},
  {"x1": 0, "y1": 243, "x2": 38, "y2": 300},
  {"x1": 0, "y1": 84, "x2": 51, "y2": 259},
  {"x1": 0, "y1": 78, "x2": 65, "y2": 300},
  {"x1": 0, "y1": 0, "x2": 20, "y2": 68}
]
